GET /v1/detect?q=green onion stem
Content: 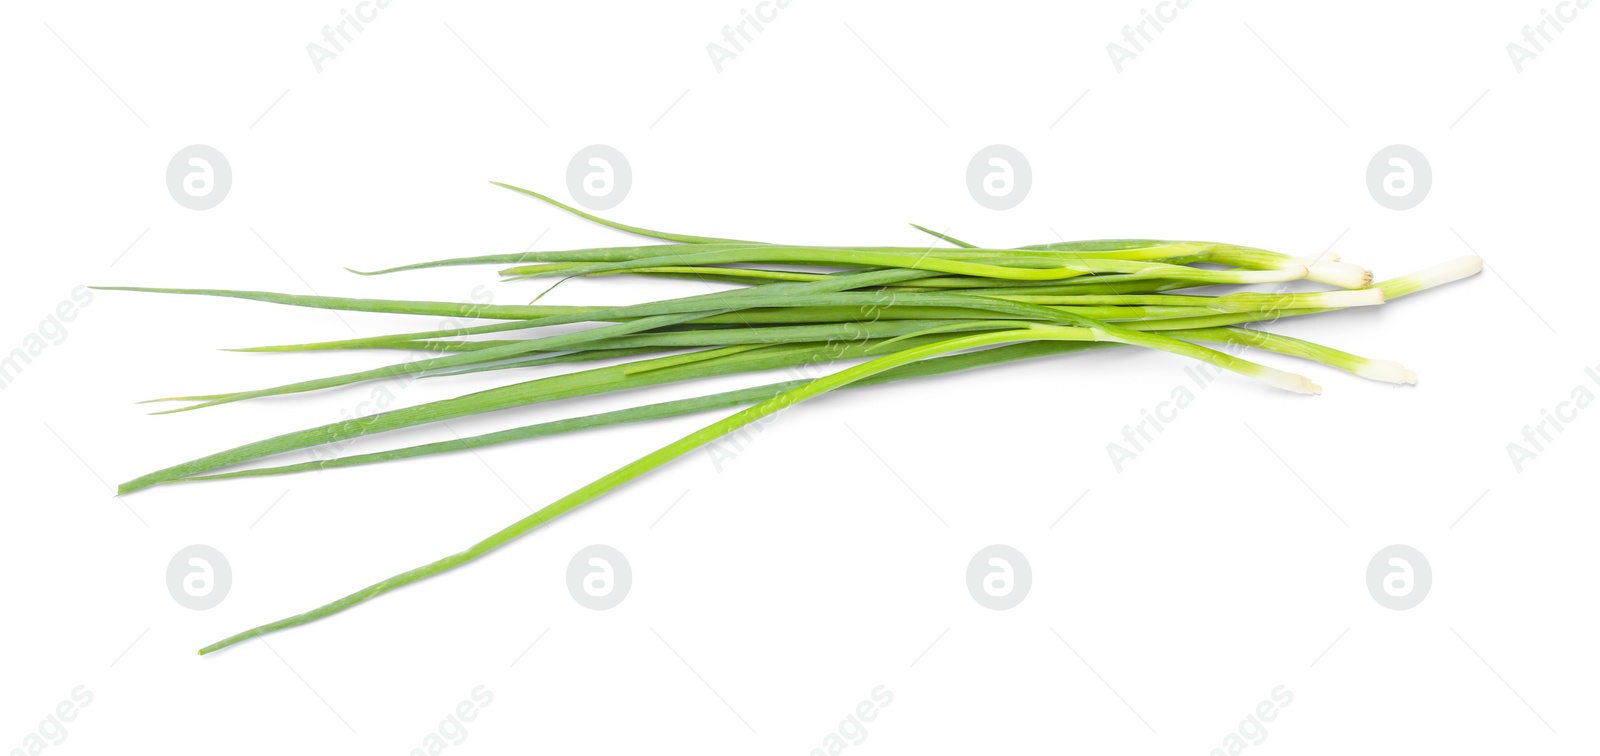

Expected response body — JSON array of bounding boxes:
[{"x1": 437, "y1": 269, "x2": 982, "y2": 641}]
[
  {"x1": 196, "y1": 325, "x2": 1100, "y2": 655},
  {"x1": 92, "y1": 180, "x2": 1485, "y2": 655}
]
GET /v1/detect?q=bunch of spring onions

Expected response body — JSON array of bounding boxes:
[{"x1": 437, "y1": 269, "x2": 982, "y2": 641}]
[{"x1": 102, "y1": 183, "x2": 1482, "y2": 654}]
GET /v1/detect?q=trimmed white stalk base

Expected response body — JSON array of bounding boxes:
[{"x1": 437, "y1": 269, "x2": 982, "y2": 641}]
[
  {"x1": 1410, "y1": 256, "x2": 1483, "y2": 289},
  {"x1": 1355, "y1": 360, "x2": 1418, "y2": 384},
  {"x1": 1307, "y1": 261, "x2": 1374, "y2": 289},
  {"x1": 1260, "y1": 369, "x2": 1322, "y2": 395}
]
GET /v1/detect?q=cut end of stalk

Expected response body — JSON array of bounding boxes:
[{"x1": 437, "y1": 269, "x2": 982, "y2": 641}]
[
  {"x1": 1307, "y1": 261, "x2": 1374, "y2": 289},
  {"x1": 1376, "y1": 256, "x2": 1483, "y2": 298},
  {"x1": 1260, "y1": 369, "x2": 1322, "y2": 395},
  {"x1": 1355, "y1": 360, "x2": 1418, "y2": 385},
  {"x1": 1412, "y1": 256, "x2": 1484, "y2": 289}
]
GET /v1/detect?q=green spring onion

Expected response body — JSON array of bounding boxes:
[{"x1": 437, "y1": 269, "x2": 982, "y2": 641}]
[{"x1": 97, "y1": 183, "x2": 1482, "y2": 654}]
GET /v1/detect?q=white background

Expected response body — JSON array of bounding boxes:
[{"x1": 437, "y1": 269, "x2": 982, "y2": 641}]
[{"x1": 2, "y1": 1, "x2": 1596, "y2": 754}]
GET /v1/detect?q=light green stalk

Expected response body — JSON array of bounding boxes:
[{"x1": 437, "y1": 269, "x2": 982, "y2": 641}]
[{"x1": 196, "y1": 325, "x2": 1102, "y2": 655}]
